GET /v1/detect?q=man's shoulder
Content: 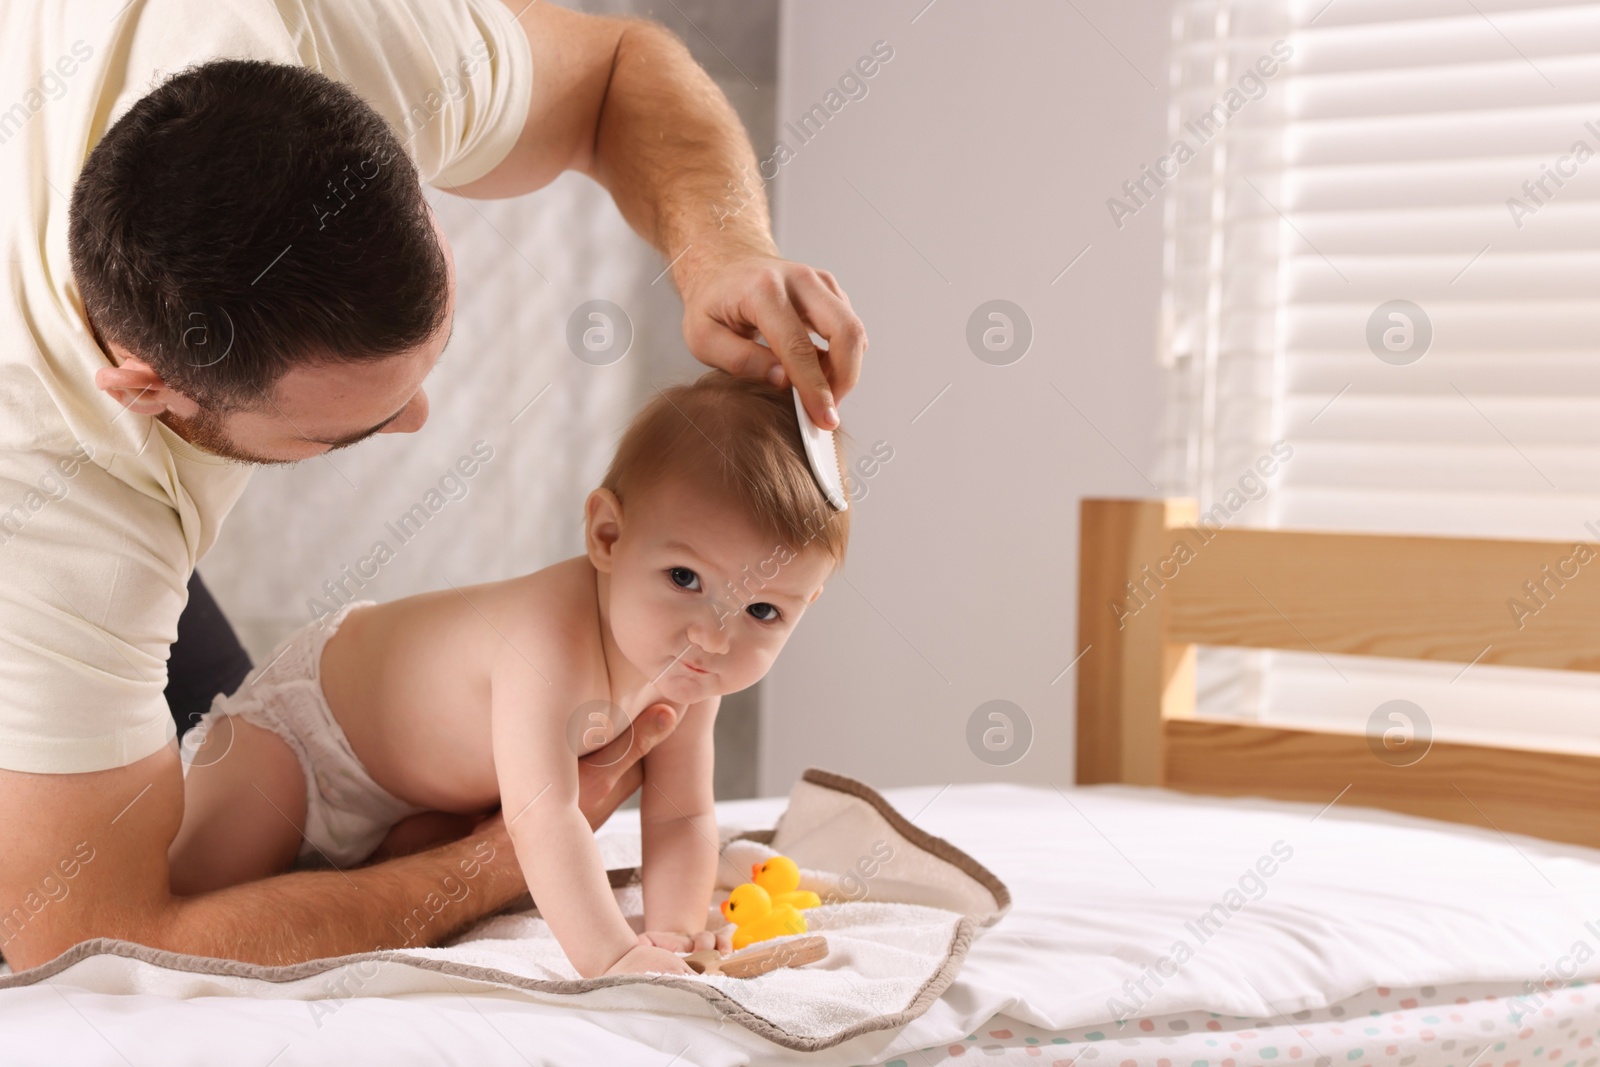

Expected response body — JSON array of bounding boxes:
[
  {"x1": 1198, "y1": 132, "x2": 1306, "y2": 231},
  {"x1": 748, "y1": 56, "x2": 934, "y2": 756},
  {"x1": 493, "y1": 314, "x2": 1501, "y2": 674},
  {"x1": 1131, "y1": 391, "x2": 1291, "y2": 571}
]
[{"x1": 0, "y1": 444, "x2": 191, "y2": 775}]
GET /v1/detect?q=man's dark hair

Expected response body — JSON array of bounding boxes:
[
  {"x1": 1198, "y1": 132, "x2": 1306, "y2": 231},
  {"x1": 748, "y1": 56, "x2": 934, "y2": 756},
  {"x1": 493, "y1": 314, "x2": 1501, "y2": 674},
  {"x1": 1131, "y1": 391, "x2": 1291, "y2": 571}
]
[{"x1": 69, "y1": 60, "x2": 449, "y2": 412}]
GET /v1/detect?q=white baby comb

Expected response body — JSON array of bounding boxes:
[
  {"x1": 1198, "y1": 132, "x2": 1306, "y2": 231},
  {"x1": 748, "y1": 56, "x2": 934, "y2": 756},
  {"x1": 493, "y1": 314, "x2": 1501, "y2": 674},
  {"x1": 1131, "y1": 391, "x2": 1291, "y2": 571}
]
[{"x1": 793, "y1": 386, "x2": 848, "y2": 512}]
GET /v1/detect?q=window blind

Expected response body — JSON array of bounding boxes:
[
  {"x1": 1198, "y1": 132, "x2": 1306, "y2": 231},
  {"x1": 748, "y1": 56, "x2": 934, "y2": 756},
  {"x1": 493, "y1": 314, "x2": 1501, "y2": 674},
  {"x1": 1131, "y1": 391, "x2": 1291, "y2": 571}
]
[{"x1": 1158, "y1": 0, "x2": 1600, "y2": 751}]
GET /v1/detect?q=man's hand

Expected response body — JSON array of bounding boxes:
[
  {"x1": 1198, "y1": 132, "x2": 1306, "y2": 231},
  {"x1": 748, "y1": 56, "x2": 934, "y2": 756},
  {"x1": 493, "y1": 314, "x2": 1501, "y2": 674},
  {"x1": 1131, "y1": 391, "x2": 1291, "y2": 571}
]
[
  {"x1": 459, "y1": 6, "x2": 868, "y2": 430},
  {"x1": 370, "y1": 703, "x2": 683, "y2": 859},
  {"x1": 677, "y1": 248, "x2": 866, "y2": 431},
  {"x1": 577, "y1": 703, "x2": 681, "y2": 830}
]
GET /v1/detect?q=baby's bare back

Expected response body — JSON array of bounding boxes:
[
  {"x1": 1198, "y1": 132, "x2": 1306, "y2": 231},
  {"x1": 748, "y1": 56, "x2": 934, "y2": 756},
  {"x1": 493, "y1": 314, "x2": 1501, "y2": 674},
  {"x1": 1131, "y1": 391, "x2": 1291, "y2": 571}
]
[{"x1": 319, "y1": 557, "x2": 608, "y2": 812}]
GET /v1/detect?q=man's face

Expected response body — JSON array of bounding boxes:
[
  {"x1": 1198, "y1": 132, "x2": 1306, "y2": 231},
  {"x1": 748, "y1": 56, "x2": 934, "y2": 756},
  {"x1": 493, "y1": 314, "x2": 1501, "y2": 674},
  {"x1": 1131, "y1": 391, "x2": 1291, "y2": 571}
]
[
  {"x1": 167, "y1": 328, "x2": 446, "y2": 465},
  {"x1": 594, "y1": 476, "x2": 835, "y2": 705},
  {"x1": 111, "y1": 212, "x2": 456, "y2": 466}
]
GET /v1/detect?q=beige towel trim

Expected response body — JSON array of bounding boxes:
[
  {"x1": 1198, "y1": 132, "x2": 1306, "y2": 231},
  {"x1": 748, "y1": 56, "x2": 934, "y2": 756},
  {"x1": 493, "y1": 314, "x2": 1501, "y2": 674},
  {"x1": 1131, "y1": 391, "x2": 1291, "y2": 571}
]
[{"x1": 788, "y1": 768, "x2": 1012, "y2": 917}]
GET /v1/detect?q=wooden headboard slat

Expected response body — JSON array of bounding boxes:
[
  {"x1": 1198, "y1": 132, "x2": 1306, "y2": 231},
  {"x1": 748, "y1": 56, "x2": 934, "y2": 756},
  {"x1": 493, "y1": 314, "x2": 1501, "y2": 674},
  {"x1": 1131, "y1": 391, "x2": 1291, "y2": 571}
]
[
  {"x1": 1165, "y1": 719, "x2": 1600, "y2": 848},
  {"x1": 1165, "y1": 527, "x2": 1600, "y2": 672},
  {"x1": 1076, "y1": 497, "x2": 1600, "y2": 847},
  {"x1": 1076, "y1": 499, "x2": 1195, "y2": 786}
]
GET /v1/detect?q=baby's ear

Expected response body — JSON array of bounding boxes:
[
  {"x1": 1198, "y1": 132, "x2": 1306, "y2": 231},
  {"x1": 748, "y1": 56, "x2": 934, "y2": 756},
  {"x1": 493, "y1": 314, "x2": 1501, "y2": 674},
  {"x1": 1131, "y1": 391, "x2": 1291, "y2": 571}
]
[
  {"x1": 584, "y1": 488, "x2": 624, "y2": 572},
  {"x1": 807, "y1": 585, "x2": 824, "y2": 604}
]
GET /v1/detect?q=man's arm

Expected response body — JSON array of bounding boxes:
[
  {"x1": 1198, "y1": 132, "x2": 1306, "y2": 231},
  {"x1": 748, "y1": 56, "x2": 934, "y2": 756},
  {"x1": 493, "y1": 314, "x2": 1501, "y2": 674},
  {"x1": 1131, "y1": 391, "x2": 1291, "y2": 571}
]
[
  {"x1": 0, "y1": 706, "x2": 679, "y2": 972},
  {"x1": 451, "y1": 3, "x2": 866, "y2": 431},
  {"x1": 0, "y1": 745, "x2": 518, "y2": 970}
]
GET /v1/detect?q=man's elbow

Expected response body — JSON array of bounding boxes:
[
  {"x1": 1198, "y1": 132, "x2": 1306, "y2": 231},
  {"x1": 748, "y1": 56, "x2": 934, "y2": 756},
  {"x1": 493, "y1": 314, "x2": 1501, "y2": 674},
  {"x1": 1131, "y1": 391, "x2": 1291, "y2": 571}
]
[
  {"x1": 3, "y1": 921, "x2": 107, "y2": 972},
  {"x1": 574, "y1": 17, "x2": 691, "y2": 179},
  {"x1": 0, "y1": 928, "x2": 48, "y2": 972},
  {"x1": 616, "y1": 16, "x2": 687, "y2": 58},
  {"x1": 0, "y1": 885, "x2": 179, "y2": 972}
]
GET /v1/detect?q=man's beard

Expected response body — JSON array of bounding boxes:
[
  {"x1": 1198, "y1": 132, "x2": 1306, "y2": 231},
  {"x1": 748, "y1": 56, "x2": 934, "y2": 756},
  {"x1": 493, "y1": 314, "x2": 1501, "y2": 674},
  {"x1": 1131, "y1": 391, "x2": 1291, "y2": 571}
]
[{"x1": 157, "y1": 407, "x2": 292, "y2": 466}]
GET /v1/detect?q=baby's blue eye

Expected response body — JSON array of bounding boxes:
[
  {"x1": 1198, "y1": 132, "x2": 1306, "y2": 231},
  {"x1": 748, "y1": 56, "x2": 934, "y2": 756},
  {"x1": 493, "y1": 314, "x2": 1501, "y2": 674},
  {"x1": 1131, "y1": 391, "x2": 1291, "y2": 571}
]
[
  {"x1": 747, "y1": 602, "x2": 781, "y2": 622},
  {"x1": 668, "y1": 567, "x2": 701, "y2": 591}
]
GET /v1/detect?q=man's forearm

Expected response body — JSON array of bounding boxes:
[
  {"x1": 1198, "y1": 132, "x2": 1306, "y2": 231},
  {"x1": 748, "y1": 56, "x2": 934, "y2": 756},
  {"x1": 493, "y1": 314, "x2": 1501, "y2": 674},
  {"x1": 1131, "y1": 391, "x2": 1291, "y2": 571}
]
[
  {"x1": 156, "y1": 832, "x2": 524, "y2": 966},
  {"x1": 589, "y1": 22, "x2": 778, "y2": 277},
  {"x1": 1, "y1": 706, "x2": 680, "y2": 972}
]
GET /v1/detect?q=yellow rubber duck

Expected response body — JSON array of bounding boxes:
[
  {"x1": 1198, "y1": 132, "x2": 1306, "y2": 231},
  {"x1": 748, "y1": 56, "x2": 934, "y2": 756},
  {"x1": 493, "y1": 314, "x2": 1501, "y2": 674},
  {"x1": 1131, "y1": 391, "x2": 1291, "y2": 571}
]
[
  {"x1": 751, "y1": 855, "x2": 822, "y2": 910},
  {"x1": 720, "y1": 883, "x2": 807, "y2": 950}
]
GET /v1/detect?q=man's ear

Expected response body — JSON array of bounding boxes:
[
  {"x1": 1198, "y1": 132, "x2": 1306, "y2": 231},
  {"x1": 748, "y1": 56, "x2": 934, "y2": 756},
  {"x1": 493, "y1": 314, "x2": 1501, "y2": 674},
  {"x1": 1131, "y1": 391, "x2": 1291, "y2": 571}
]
[
  {"x1": 584, "y1": 488, "x2": 624, "y2": 573},
  {"x1": 93, "y1": 354, "x2": 200, "y2": 417}
]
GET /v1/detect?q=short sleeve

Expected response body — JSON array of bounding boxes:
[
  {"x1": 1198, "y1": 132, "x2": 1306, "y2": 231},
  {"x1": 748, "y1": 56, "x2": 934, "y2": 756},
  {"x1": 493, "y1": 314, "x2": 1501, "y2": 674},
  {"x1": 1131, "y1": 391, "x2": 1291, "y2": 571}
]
[
  {"x1": 290, "y1": 0, "x2": 534, "y2": 187},
  {"x1": 0, "y1": 449, "x2": 190, "y2": 773}
]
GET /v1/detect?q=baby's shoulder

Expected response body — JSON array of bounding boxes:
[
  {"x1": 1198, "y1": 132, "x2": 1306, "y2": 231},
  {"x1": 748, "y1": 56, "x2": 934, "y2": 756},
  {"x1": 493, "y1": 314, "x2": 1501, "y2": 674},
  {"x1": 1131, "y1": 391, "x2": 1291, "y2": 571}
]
[{"x1": 487, "y1": 556, "x2": 603, "y2": 677}]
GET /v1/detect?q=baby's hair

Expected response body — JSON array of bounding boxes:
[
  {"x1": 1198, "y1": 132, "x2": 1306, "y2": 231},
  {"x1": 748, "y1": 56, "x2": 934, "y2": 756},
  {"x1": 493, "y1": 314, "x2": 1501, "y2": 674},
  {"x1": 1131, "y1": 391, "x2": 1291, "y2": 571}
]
[{"x1": 601, "y1": 371, "x2": 850, "y2": 568}]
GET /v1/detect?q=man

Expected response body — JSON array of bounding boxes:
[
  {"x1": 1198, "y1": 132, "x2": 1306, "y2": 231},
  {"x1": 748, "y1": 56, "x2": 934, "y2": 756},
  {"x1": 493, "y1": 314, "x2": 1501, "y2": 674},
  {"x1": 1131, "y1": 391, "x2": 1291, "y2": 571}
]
[{"x1": 0, "y1": 0, "x2": 865, "y2": 972}]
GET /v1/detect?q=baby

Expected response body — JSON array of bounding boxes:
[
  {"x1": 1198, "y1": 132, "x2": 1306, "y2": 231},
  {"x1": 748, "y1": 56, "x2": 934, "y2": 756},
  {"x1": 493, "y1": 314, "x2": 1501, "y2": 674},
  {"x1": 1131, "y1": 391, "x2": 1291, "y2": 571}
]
[{"x1": 169, "y1": 371, "x2": 850, "y2": 977}]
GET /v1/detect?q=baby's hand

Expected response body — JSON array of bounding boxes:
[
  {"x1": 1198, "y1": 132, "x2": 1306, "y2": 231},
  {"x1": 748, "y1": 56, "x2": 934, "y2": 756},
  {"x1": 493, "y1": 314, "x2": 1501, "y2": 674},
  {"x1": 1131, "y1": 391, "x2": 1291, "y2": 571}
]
[
  {"x1": 637, "y1": 928, "x2": 733, "y2": 955},
  {"x1": 603, "y1": 943, "x2": 694, "y2": 976}
]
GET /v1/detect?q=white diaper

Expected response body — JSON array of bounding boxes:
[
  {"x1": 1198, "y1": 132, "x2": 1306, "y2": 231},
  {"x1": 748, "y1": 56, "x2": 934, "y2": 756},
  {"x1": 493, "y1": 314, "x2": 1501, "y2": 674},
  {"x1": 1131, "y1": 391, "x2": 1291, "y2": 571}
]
[{"x1": 194, "y1": 600, "x2": 426, "y2": 868}]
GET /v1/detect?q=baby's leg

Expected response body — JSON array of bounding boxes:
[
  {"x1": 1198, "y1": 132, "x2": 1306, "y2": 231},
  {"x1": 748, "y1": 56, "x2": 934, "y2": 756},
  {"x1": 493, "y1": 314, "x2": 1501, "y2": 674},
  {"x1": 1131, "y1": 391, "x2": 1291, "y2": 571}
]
[{"x1": 169, "y1": 718, "x2": 308, "y2": 894}]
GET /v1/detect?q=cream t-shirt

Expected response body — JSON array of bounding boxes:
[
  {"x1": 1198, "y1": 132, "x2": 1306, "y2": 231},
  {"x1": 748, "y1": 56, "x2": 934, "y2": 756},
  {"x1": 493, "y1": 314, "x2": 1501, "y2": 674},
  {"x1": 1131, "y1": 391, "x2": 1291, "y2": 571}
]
[{"x1": 0, "y1": 0, "x2": 532, "y2": 773}]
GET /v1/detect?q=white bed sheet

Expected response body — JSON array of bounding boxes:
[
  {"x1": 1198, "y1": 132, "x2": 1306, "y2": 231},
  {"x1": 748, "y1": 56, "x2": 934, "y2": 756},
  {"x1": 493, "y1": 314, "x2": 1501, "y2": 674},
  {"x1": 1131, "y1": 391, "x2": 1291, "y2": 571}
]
[{"x1": 5, "y1": 781, "x2": 1597, "y2": 1066}]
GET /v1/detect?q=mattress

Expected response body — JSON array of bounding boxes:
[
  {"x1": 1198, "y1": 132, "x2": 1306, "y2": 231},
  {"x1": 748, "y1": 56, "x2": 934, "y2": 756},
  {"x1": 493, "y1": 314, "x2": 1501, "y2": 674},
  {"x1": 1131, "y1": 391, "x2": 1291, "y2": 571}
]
[
  {"x1": 889, "y1": 980, "x2": 1596, "y2": 1066},
  {"x1": 6, "y1": 780, "x2": 1597, "y2": 1066}
]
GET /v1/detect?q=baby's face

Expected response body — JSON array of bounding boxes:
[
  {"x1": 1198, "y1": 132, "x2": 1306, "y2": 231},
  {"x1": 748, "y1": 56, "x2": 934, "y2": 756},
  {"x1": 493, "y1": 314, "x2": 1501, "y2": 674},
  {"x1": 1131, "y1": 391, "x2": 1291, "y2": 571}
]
[{"x1": 596, "y1": 478, "x2": 836, "y2": 705}]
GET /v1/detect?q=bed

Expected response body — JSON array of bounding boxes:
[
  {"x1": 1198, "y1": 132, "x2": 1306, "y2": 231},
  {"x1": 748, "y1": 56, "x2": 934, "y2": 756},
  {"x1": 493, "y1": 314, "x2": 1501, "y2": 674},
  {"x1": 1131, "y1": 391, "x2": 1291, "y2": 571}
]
[{"x1": 7, "y1": 497, "x2": 1600, "y2": 1066}]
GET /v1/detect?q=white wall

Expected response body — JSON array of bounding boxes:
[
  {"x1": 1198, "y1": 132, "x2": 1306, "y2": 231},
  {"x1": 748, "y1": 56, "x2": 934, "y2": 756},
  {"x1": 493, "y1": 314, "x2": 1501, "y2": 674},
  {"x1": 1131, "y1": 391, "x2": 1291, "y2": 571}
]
[{"x1": 760, "y1": 0, "x2": 1173, "y2": 793}]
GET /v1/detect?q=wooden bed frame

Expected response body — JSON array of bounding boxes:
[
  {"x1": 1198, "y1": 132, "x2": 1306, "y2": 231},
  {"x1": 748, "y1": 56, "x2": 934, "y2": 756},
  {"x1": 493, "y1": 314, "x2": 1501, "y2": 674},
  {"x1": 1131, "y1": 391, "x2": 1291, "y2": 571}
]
[{"x1": 1076, "y1": 498, "x2": 1600, "y2": 848}]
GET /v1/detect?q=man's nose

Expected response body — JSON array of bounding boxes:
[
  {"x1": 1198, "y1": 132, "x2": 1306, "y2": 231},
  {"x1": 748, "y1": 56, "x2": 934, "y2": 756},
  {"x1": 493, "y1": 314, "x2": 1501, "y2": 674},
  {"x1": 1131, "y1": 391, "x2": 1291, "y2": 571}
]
[{"x1": 380, "y1": 390, "x2": 430, "y2": 434}]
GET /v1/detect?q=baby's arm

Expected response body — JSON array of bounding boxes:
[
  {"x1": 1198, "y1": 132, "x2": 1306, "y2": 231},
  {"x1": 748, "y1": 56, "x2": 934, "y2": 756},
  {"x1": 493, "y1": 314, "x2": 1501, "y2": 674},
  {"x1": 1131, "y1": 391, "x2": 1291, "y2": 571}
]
[
  {"x1": 489, "y1": 654, "x2": 688, "y2": 977},
  {"x1": 639, "y1": 695, "x2": 721, "y2": 941}
]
